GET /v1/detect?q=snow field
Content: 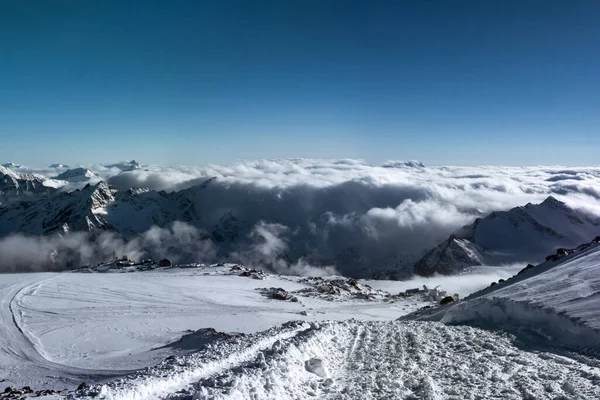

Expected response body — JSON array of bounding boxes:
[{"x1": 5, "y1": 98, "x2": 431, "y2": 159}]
[
  {"x1": 0, "y1": 267, "x2": 433, "y2": 389},
  {"x1": 75, "y1": 321, "x2": 600, "y2": 400}
]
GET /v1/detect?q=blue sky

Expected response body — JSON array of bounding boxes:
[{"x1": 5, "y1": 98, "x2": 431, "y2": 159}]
[{"x1": 1, "y1": 0, "x2": 599, "y2": 166}]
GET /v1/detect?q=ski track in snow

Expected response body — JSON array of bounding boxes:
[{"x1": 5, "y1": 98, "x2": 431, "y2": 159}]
[
  {"x1": 71, "y1": 320, "x2": 600, "y2": 400},
  {"x1": 3, "y1": 264, "x2": 600, "y2": 399},
  {"x1": 0, "y1": 268, "x2": 433, "y2": 390},
  {"x1": 0, "y1": 274, "x2": 136, "y2": 389}
]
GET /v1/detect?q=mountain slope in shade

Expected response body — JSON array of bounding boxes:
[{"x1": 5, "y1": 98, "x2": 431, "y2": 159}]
[
  {"x1": 413, "y1": 235, "x2": 489, "y2": 276},
  {"x1": 0, "y1": 165, "x2": 53, "y2": 205},
  {"x1": 414, "y1": 196, "x2": 600, "y2": 276},
  {"x1": 0, "y1": 182, "x2": 117, "y2": 235}
]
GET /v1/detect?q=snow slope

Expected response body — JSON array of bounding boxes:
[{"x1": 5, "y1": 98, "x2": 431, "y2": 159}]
[
  {"x1": 410, "y1": 239, "x2": 600, "y2": 356},
  {"x1": 74, "y1": 320, "x2": 600, "y2": 400},
  {"x1": 54, "y1": 168, "x2": 98, "y2": 182},
  {"x1": 2, "y1": 261, "x2": 600, "y2": 399},
  {"x1": 0, "y1": 273, "x2": 132, "y2": 391}
]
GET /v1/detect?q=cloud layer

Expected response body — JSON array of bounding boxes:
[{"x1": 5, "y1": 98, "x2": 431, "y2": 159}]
[{"x1": 2, "y1": 159, "x2": 600, "y2": 276}]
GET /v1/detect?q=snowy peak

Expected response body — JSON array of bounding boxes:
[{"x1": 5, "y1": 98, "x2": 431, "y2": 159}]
[
  {"x1": 463, "y1": 196, "x2": 599, "y2": 254},
  {"x1": 414, "y1": 236, "x2": 488, "y2": 276},
  {"x1": 414, "y1": 196, "x2": 600, "y2": 276},
  {"x1": 526, "y1": 195, "x2": 570, "y2": 213},
  {"x1": 49, "y1": 163, "x2": 70, "y2": 169},
  {"x1": 0, "y1": 165, "x2": 21, "y2": 181},
  {"x1": 55, "y1": 167, "x2": 97, "y2": 182},
  {"x1": 1, "y1": 165, "x2": 46, "y2": 183},
  {"x1": 82, "y1": 182, "x2": 117, "y2": 211},
  {"x1": 0, "y1": 165, "x2": 50, "y2": 204},
  {"x1": 0, "y1": 182, "x2": 118, "y2": 236},
  {"x1": 1, "y1": 161, "x2": 24, "y2": 169}
]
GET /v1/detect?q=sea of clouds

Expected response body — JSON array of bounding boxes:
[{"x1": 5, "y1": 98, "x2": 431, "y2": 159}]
[{"x1": 2, "y1": 159, "x2": 600, "y2": 275}]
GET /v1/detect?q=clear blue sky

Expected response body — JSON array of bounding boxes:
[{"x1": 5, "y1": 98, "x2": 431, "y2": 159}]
[{"x1": 1, "y1": 0, "x2": 598, "y2": 166}]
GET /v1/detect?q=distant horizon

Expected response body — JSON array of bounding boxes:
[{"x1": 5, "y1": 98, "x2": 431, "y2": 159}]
[
  {"x1": 1, "y1": 1, "x2": 599, "y2": 166},
  {"x1": 2, "y1": 157, "x2": 600, "y2": 170}
]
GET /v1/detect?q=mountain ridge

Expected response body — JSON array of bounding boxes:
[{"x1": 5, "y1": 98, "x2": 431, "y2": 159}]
[{"x1": 414, "y1": 196, "x2": 600, "y2": 276}]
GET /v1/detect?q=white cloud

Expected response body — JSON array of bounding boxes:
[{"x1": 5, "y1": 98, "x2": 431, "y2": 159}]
[
  {"x1": 4, "y1": 159, "x2": 600, "y2": 276},
  {"x1": 0, "y1": 223, "x2": 216, "y2": 273}
]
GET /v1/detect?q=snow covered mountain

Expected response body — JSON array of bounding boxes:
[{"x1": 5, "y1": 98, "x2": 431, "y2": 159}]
[
  {"x1": 48, "y1": 163, "x2": 70, "y2": 169},
  {"x1": 414, "y1": 196, "x2": 600, "y2": 276},
  {"x1": 2, "y1": 176, "x2": 599, "y2": 279},
  {"x1": 0, "y1": 165, "x2": 53, "y2": 206},
  {"x1": 2, "y1": 161, "x2": 24, "y2": 169},
  {"x1": 413, "y1": 235, "x2": 489, "y2": 276},
  {"x1": 54, "y1": 167, "x2": 97, "y2": 182},
  {"x1": 0, "y1": 182, "x2": 116, "y2": 235}
]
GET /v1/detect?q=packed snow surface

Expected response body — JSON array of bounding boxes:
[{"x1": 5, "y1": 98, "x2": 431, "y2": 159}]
[
  {"x1": 74, "y1": 320, "x2": 600, "y2": 400},
  {"x1": 2, "y1": 260, "x2": 600, "y2": 399},
  {"x1": 410, "y1": 241, "x2": 600, "y2": 356},
  {"x1": 0, "y1": 265, "x2": 437, "y2": 390}
]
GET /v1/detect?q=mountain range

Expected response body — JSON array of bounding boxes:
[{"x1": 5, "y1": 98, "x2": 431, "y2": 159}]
[
  {"x1": 0, "y1": 165, "x2": 52, "y2": 206},
  {"x1": 413, "y1": 196, "x2": 600, "y2": 276},
  {"x1": 2, "y1": 161, "x2": 600, "y2": 277}
]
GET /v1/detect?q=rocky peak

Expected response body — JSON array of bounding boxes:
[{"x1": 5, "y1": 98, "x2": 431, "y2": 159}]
[{"x1": 80, "y1": 182, "x2": 117, "y2": 211}]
